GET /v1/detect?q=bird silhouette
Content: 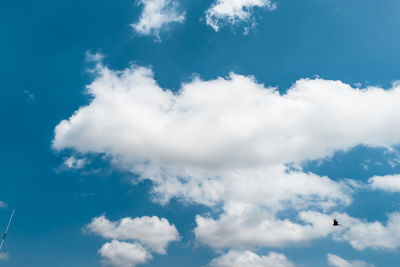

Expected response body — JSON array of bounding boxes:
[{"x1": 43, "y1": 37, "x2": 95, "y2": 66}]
[{"x1": 333, "y1": 219, "x2": 340, "y2": 226}]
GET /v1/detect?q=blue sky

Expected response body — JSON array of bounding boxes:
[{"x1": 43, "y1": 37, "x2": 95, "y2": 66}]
[{"x1": 1, "y1": 0, "x2": 400, "y2": 266}]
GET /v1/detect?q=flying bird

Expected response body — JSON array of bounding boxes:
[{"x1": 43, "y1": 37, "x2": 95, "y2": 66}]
[
  {"x1": 333, "y1": 219, "x2": 340, "y2": 226},
  {"x1": 0, "y1": 209, "x2": 15, "y2": 251}
]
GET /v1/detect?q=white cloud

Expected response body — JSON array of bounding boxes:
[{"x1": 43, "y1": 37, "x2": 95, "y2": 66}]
[
  {"x1": 150, "y1": 165, "x2": 351, "y2": 210},
  {"x1": 53, "y1": 65, "x2": 400, "y2": 176},
  {"x1": 0, "y1": 201, "x2": 7, "y2": 209},
  {"x1": 210, "y1": 250, "x2": 294, "y2": 267},
  {"x1": 86, "y1": 51, "x2": 105, "y2": 63},
  {"x1": 63, "y1": 156, "x2": 87, "y2": 170},
  {"x1": 53, "y1": 64, "x2": 400, "y2": 249},
  {"x1": 0, "y1": 252, "x2": 8, "y2": 261},
  {"x1": 195, "y1": 203, "x2": 335, "y2": 249},
  {"x1": 206, "y1": 0, "x2": 276, "y2": 31},
  {"x1": 295, "y1": 212, "x2": 400, "y2": 251},
  {"x1": 99, "y1": 240, "x2": 152, "y2": 267},
  {"x1": 53, "y1": 65, "x2": 400, "y2": 204},
  {"x1": 327, "y1": 254, "x2": 375, "y2": 267},
  {"x1": 196, "y1": 208, "x2": 400, "y2": 251},
  {"x1": 86, "y1": 215, "x2": 179, "y2": 254},
  {"x1": 133, "y1": 0, "x2": 184, "y2": 37},
  {"x1": 335, "y1": 212, "x2": 400, "y2": 250},
  {"x1": 368, "y1": 174, "x2": 400, "y2": 192}
]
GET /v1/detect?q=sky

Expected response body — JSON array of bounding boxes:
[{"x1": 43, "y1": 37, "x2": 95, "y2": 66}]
[{"x1": 1, "y1": 0, "x2": 400, "y2": 266}]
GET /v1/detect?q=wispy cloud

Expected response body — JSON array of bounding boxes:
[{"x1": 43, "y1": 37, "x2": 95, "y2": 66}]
[
  {"x1": 206, "y1": 0, "x2": 276, "y2": 32},
  {"x1": 23, "y1": 90, "x2": 35, "y2": 103},
  {"x1": 84, "y1": 51, "x2": 105, "y2": 74},
  {"x1": 132, "y1": 0, "x2": 185, "y2": 39},
  {"x1": 55, "y1": 156, "x2": 88, "y2": 174},
  {"x1": 63, "y1": 156, "x2": 87, "y2": 170},
  {"x1": 0, "y1": 201, "x2": 7, "y2": 209},
  {"x1": 85, "y1": 51, "x2": 105, "y2": 63},
  {"x1": 0, "y1": 252, "x2": 8, "y2": 261},
  {"x1": 327, "y1": 253, "x2": 375, "y2": 267}
]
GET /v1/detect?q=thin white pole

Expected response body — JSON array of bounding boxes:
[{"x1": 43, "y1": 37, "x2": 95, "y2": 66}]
[{"x1": 0, "y1": 209, "x2": 15, "y2": 251}]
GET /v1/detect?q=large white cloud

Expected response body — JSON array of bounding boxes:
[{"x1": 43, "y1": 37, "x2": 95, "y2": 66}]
[
  {"x1": 54, "y1": 64, "x2": 400, "y2": 250},
  {"x1": 53, "y1": 65, "x2": 400, "y2": 174},
  {"x1": 209, "y1": 250, "x2": 294, "y2": 267},
  {"x1": 99, "y1": 240, "x2": 152, "y2": 267},
  {"x1": 327, "y1": 254, "x2": 375, "y2": 267},
  {"x1": 53, "y1": 64, "x2": 400, "y2": 205},
  {"x1": 86, "y1": 215, "x2": 179, "y2": 254},
  {"x1": 206, "y1": 0, "x2": 276, "y2": 31},
  {"x1": 133, "y1": 0, "x2": 184, "y2": 37}
]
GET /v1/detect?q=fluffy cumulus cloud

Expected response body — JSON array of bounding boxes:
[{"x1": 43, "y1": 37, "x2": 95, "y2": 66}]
[
  {"x1": 196, "y1": 209, "x2": 400, "y2": 251},
  {"x1": 53, "y1": 65, "x2": 400, "y2": 175},
  {"x1": 295, "y1": 211, "x2": 400, "y2": 251},
  {"x1": 336, "y1": 212, "x2": 400, "y2": 250},
  {"x1": 327, "y1": 254, "x2": 375, "y2": 267},
  {"x1": 99, "y1": 240, "x2": 152, "y2": 267},
  {"x1": 54, "y1": 64, "x2": 400, "y2": 251},
  {"x1": 87, "y1": 215, "x2": 178, "y2": 266},
  {"x1": 206, "y1": 0, "x2": 276, "y2": 31},
  {"x1": 209, "y1": 250, "x2": 294, "y2": 267},
  {"x1": 368, "y1": 174, "x2": 400, "y2": 192},
  {"x1": 195, "y1": 204, "x2": 337, "y2": 249},
  {"x1": 133, "y1": 0, "x2": 184, "y2": 37},
  {"x1": 86, "y1": 215, "x2": 179, "y2": 254},
  {"x1": 149, "y1": 165, "x2": 352, "y2": 210}
]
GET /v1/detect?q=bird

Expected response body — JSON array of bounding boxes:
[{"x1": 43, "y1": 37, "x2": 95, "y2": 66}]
[{"x1": 333, "y1": 219, "x2": 340, "y2": 226}]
